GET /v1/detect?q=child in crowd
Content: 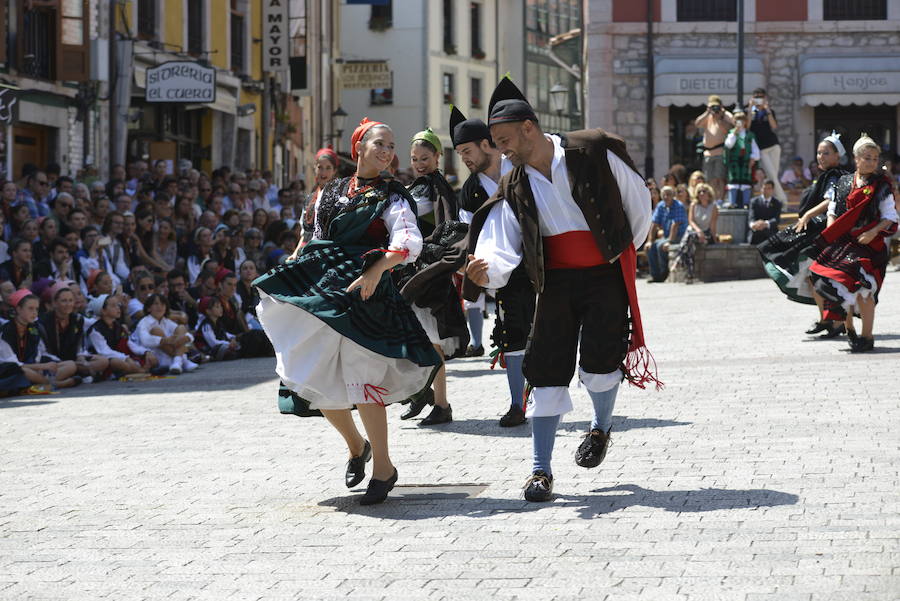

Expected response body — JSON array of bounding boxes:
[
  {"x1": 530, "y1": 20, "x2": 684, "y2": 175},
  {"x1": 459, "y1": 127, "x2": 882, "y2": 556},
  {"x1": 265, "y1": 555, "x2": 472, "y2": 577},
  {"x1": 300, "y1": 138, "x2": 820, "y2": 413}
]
[
  {"x1": 132, "y1": 294, "x2": 198, "y2": 375},
  {"x1": 86, "y1": 294, "x2": 154, "y2": 377},
  {"x1": 0, "y1": 290, "x2": 81, "y2": 388},
  {"x1": 195, "y1": 296, "x2": 239, "y2": 361}
]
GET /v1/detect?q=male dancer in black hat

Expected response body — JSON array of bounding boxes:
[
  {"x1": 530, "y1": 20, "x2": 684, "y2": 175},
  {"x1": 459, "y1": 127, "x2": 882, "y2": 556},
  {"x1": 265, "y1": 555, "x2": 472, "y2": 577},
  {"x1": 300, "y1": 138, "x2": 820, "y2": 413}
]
[
  {"x1": 464, "y1": 77, "x2": 658, "y2": 502},
  {"x1": 450, "y1": 106, "x2": 533, "y2": 427}
]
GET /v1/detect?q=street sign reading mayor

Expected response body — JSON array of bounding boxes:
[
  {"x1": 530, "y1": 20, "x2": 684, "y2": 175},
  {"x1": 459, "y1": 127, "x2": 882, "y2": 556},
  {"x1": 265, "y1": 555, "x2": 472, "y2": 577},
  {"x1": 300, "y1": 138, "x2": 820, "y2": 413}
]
[{"x1": 146, "y1": 61, "x2": 217, "y2": 103}]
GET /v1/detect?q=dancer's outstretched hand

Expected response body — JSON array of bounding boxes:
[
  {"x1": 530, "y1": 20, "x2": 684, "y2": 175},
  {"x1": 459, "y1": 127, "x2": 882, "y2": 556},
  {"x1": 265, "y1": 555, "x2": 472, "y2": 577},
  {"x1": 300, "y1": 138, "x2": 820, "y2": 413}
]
[
  {"x1": 466, "y1": 255, "x2": 490, "y2": 287},
  {"x1": 347, "y1": 270, "x2": 381, "y2": 301}
]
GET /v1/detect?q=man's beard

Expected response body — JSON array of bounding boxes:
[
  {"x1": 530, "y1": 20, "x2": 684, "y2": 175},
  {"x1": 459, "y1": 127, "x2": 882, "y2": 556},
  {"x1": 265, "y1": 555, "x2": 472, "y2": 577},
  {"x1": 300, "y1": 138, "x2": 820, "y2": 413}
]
[{"x1": 472, "y1": 153, "x2": 493, "y2": 174}]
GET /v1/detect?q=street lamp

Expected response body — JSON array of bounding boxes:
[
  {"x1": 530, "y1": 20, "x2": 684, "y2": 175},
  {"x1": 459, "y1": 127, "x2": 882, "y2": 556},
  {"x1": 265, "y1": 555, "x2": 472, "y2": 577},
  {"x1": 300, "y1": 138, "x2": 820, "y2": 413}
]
[
  {"x1": 549, "y1": 83, "x2": 569, "y2": 115},
  {"x1": 331, "y1": 106, "x2": 348, "y2": 140}
]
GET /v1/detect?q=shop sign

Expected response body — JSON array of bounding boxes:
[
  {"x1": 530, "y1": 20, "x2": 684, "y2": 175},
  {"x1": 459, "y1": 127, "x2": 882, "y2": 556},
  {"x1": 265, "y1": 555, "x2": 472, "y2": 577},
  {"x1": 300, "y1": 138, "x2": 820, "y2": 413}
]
[
  {"x1": 802, "y1": 73, "x2": 900, "y2": 94},
  {"x1": 263, "y1": 0, "x2": 291, "y2": 72},
  {"x1": 146, "y1": 61, "x2": 216, "y2": 103},
  {"x1": 0, "y1": 86, "x2": 19, "y2": 125},
  {"x1": 340, "y1": 61, "x2": 392, "y2": 90}
]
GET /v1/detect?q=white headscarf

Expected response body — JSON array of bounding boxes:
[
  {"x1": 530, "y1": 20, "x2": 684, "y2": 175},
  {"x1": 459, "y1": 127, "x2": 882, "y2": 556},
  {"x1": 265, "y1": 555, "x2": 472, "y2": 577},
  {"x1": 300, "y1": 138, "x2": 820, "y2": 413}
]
[
  {"x1": 823, "y1": 131, "x2": 845, "y2": 158},
  {"x1": 852, "y1": 133, "x2": 879, "y2": 156}
]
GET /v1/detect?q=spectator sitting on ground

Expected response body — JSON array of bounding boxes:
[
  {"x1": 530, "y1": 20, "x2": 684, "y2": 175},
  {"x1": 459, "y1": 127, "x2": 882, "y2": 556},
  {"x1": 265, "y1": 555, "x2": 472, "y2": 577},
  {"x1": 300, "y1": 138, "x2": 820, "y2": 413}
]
[
  {"x1": 0, "y1": 290, "x2": 80, "y2": 388},
  {"x1": 86, "y1": 294, "x2": 154, "y2": 377},
  {"x1": 127, "y1": 271, "x2": 157, "y2": 323},
  {"x1": 780, "y1": 156, "x2": 812, "y2": 190},
  {"x1": 167, "y1": 269, "x2": 198, "y2": 328},
  {"x1": 39, "y1": 282, "x2": 109, "y2": 381},
  {"x1": 748, "y1": 180, "x2": 783, "y2": 245},
  {"x1": 132, "y1": 294, "x2": 196, "y2": 375},
  {"x1": 195, "y1": 296, "x2": 240, "y2": 361},
  {"x1": 646, "y1": 185, "x2": 688, "y2": 283}
]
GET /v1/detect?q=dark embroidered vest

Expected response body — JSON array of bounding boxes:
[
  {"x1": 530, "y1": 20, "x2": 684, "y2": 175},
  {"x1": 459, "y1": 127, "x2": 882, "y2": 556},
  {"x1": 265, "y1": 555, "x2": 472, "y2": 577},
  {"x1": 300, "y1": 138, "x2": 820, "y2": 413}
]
[{"x1": 1, "y1": 320, "x2": 41, "y2": 363}]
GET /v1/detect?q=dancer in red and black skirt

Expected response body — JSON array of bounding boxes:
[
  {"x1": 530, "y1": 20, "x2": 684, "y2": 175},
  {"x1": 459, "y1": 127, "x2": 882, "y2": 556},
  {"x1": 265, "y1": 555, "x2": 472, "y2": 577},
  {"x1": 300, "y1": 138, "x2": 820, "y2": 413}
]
[{"x1": 809, "y1": 135, "x2": 899, "y2": 352}]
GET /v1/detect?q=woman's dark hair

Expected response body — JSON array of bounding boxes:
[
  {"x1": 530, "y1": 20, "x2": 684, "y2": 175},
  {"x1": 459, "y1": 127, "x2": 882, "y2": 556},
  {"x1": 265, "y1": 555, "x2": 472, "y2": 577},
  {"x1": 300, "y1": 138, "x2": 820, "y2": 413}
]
[
  {"x1": 142, "y1": 293, "x2": 170, "y2": 316},
  {"x1": 156, "y1": 217, "x2": 176, "y2": 242},
  {"x1": 102, "y1": 211, "x2": 124, "y2": 235},
  {"x1": 411, "y1": 138, "x2": 438, "y2": 155}
]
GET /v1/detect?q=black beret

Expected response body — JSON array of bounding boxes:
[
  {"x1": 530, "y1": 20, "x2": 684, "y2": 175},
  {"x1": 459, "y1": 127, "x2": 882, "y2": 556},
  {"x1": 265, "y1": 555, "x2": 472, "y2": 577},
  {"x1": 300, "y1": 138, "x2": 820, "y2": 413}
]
[
  {"x1": 449, "y1": 105, "x2": 491, "y2": 147},
  {"x1": 487, "y1": 76, "x2": 537, "y2": 127}
]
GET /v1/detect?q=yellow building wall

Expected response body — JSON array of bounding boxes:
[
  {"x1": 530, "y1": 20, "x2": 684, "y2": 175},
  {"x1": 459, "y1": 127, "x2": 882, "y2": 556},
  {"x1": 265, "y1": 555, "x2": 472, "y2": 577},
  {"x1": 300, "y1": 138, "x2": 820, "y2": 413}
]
[{"x1": 117, "y1": 0, "x2": 270, "y2": 172}]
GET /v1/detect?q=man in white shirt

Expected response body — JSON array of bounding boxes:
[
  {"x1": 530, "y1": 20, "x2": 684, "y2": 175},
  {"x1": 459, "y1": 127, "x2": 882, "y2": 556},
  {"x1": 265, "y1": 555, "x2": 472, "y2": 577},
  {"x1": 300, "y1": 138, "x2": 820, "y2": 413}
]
[{"x1": 464, "y1": 78, "x2": 656, "y2": 502}]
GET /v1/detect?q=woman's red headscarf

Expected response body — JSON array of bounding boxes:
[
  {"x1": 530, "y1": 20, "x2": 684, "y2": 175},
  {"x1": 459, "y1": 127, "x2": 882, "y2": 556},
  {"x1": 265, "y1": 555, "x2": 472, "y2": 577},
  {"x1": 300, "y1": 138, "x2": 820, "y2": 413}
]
[
  {"x1": 315, "y1": 146, "x2": 338, "y2": 167},
  {"x1": 350, "y1": 117, "x2": 385, "y2": 161}
]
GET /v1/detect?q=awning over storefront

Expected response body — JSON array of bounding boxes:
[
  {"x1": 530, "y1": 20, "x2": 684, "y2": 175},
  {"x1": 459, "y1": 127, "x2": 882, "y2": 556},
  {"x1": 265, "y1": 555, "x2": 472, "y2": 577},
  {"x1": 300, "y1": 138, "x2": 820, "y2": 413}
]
[
  {"x1": 799, "y1": 55, "x2": 900, "y2": 106},
  {"x1": 654, "y1": 56, "x2": 765, "y2": 107}
]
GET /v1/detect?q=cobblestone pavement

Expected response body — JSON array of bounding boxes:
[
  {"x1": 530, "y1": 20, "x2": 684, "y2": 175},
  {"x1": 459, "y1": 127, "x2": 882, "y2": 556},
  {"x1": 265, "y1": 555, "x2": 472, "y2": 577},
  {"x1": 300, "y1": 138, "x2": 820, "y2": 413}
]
[{"x1": 2, "y1": 276, "x2": 899, "y2": 601}]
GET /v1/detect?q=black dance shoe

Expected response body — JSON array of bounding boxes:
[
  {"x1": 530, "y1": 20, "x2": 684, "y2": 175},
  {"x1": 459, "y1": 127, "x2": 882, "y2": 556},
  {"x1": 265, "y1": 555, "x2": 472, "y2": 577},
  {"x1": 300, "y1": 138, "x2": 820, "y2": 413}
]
[
  {"x1": 849, "y1": 336, "x2": 874, "y2": 353},
  {"x1": 499, "y1": 405, "x2": 527, "y2": 427},
  {"x1": 523, "y1": 470, "x2": 554, "y2": 502},
  {"x1": 345, "y1": 440, "x2": 372, "y2": 488},
  {"x1": 419, "y1": 404, "x2": 453, "y2": 426},
  {"x1": 821, "y1": 323, "x2": 846, "y2": 338},
  {"x1": 465, "y1": 345, "x2": 485, "y2": 357},
  {"x1": 846, "y1": 328, "x2": 859, "y2": 344},
  {"x1": 574, "y1": 428, "x2": 612, "y2": 468},
  {"x1": 805, "y1": 320, "x2": 830, "y2": 335},
  {"x1": 359, "y1": 469, "x2": 398, "y2": 505},
  {"x1": 400, "y1": 388, "x2": 434, "y2": 420}
]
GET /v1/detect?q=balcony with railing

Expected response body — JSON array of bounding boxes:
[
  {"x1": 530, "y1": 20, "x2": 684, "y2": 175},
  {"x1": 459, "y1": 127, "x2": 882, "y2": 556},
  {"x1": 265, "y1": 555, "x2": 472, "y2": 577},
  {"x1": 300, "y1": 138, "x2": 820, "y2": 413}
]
[{"x1": 21, "y1": 8, "x2": 56, "y2": 79}]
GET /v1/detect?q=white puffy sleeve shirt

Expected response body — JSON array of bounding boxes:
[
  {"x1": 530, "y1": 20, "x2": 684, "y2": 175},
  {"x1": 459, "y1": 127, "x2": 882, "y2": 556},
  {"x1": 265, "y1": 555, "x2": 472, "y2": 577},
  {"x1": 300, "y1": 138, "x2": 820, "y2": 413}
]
[{"x1": 382, "y1": 194, "x2": 422, "y2": 265}]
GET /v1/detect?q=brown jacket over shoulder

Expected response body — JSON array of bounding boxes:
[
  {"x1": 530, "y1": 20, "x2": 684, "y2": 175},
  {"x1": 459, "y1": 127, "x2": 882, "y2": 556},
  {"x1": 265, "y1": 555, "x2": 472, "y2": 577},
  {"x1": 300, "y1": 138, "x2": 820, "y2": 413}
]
[{"x1": 462, "y1": 128, "x2": 643, "y2": 300}]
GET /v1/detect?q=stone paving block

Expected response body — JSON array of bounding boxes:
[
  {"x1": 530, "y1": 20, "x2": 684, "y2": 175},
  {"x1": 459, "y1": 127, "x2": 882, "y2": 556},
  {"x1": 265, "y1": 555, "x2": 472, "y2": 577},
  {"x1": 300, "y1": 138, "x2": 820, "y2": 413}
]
[{"x1": 1, "y1": 279, "x2": 899, "y2": 600}]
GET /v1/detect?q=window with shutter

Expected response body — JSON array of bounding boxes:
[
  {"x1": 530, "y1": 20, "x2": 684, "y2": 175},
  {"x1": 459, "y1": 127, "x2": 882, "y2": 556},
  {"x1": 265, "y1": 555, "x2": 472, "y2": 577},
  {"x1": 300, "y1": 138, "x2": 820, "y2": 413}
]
[{"x1": 58, "y1": 0, "x2": 90, "y2": 81}]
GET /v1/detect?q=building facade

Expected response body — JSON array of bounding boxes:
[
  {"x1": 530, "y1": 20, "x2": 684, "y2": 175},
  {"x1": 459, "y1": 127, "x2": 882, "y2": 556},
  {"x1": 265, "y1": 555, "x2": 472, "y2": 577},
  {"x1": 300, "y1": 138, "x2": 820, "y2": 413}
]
[
  {"x1": 340, "y1": 0, "x2": 581, "y2": 181},
  {"x1": 0, "y1": 0, "x2": 103, "y2": 181},
  {"x1": 586, "y1": 0, "x2": 900, "y2": 179}
]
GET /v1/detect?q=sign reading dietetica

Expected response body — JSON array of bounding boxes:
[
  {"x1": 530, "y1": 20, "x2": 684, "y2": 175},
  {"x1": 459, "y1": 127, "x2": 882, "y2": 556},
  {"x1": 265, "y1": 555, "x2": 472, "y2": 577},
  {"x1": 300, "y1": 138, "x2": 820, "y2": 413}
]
[
  {"x1": 145, "y1": 61, "x2": 216, "y2": 103},
  {"x1": 263, "y1": 0, "x2": 290, "y2": 72}
]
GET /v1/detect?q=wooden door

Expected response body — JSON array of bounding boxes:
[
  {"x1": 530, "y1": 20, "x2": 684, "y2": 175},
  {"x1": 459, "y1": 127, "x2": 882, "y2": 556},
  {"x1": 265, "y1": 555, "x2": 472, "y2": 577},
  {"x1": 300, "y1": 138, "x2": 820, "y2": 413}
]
[{"x1": 13, "y1": 124, "x2": 48, "y2": 180}]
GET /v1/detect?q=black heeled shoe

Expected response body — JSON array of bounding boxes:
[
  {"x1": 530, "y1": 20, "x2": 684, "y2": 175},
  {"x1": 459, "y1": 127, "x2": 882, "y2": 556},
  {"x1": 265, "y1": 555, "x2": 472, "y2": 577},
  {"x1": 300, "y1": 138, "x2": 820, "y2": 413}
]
[
  {"x1": 359, "y1": 468, "x2": 398, "y2": 505},
  {"x1": 345, "y1": 440, "x2": 372, "y2": 488},
  {"x1": 419, "y1": 404, "x2": 452, "y2": 426},
  {"x1": 400, "y1": 388, "x2": 434, "y2": 420},
  {"x1": 822, "y1": 323, "x2": 846, "y2": 338},
  {"x1": 805, "y1": 321, "x2": 830, "y2": 335}
]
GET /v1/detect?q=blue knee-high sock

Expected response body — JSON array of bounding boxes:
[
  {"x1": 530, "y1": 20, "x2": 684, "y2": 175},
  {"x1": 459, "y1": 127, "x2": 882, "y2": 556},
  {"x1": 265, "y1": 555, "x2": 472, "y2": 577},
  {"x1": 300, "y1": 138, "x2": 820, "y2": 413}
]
[
  {"x1": 505, "y1": 354, "x2": 526, "y2": 409},
  {"x1": 466, "y1": 308, "x2": 483, "y2": 348},
  {"x1": 588, "y1": 383, "x2": 620, "y2": 432},
  {"x1": 532, "y1": 414, "x2": 561, "y2": 475}
]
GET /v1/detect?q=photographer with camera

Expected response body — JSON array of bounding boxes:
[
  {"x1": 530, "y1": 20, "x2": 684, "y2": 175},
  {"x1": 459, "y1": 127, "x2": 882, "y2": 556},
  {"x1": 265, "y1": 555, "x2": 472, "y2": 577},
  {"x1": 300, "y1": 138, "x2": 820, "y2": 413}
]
[
  {"x1": 694, "y1": 95, "x2": 734, "y2": 203},
  {"x1": 747, "y1": 88, "x2": 786, "y2": 203}
]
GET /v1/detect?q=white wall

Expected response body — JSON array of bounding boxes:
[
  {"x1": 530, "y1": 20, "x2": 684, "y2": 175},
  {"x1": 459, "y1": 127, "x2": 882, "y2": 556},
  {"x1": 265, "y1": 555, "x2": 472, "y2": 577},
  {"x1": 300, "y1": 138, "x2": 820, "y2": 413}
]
[{"x1": 339, "y1": 0, "x2": 427, "y2": 151}]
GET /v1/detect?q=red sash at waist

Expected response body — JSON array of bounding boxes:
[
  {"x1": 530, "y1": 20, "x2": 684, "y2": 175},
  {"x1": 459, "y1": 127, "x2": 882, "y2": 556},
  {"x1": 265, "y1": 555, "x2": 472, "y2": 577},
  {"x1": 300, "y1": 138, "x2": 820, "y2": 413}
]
[{"x1": 543, "y1": 231, "x2": 608, "y2": 269}]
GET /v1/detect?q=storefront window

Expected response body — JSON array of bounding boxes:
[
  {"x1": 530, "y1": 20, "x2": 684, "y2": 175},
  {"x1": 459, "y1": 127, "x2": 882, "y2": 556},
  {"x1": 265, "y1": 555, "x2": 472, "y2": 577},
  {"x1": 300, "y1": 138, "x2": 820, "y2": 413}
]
[{"x1": 814, "y1": 105, "x2": 895, "y2": 166}]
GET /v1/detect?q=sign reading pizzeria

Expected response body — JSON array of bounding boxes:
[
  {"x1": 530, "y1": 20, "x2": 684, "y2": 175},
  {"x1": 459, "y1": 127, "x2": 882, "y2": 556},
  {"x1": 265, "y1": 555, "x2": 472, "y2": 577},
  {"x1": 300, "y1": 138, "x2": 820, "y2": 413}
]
[
  {"x1": 340, "y1": 61, "x2": 392, "y2": 90},
  {"x1": 145, "y1": 61, "x2": 217, "y2": 103}
]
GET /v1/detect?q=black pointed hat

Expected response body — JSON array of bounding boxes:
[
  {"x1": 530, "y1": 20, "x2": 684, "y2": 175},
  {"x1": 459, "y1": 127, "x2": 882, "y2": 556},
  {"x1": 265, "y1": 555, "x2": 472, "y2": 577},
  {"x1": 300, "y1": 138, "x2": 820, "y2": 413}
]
[
  {"x1": 488, "y1": 76, "x2": 538, "y2": 127},
  {"x1": 449, "y1": 105, "x2": 492, "y2": 147}
]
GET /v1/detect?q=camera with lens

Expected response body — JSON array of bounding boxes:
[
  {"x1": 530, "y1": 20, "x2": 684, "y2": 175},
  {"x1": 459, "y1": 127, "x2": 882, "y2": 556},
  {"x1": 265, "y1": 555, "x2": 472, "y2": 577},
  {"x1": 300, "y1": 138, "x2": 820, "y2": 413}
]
[{"x1": 710, "y1": 104, "x2": 722, "y2": 113}]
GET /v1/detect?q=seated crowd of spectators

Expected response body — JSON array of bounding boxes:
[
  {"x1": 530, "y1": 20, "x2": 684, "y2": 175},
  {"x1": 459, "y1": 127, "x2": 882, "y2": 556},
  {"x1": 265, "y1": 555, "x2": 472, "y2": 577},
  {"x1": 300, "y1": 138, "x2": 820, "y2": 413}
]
[{"x1": 0, "y1": 158, "x2": 303, "y2": 395}]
